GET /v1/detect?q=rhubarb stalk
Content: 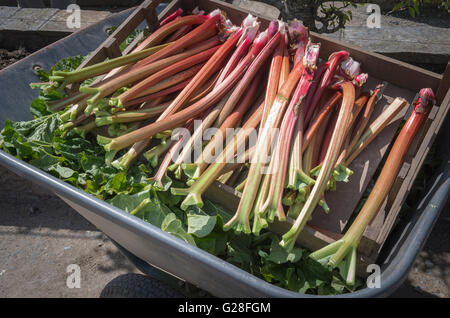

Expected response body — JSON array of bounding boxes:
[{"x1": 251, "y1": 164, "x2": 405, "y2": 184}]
[
  {"x1": 310, "y1": 88, "x2": 435, "y2": 285},
  {"x1": 260, "y1": 42, "x2": 321, "y2": 223},
  {"x1": 223, "y1": 22, "x2": 310, "y2": 234},
  {"x1": 280, "y1": 80, "x2": 355, "y2": 251}
]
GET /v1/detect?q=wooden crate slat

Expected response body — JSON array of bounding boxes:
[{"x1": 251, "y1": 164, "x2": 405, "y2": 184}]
[
  {"x1": 122, "y1": 0, "x2": 182, "y2": 55},
  {"x1": 436, "y1": 62, "x2": 450, "y2": 104},
  {"x1": 193, "y1": 0, "x2": 275, "y2": 28}
]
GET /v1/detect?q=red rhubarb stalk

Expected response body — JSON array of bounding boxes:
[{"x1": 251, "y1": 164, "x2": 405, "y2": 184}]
[
  {"x1": 114, "y1": 45, "x2": 221, "y2": 107},
  {"x1": 159, "y1": 8, "x2": 183, "y2": 27},
  {"x1": 96, "y1": 41, "x2": 261, "y2": 159},
  {"x1": 79, "y1": 37, "x2": 221, "y2": 113},
  {"x1": 303, "y1": 51, "x2": 350, "y2": 127},
  {"x1": 134, "y1": 12, "x2": 222, "y2": 68}
]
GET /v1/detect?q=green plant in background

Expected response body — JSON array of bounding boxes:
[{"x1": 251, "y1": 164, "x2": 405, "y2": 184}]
[
  {"x1": 390, "y1": 0, "x2": 449, "y2": 17},
  {"x1": 243, "y1": 0, "x2": 449, "y2": 32}
]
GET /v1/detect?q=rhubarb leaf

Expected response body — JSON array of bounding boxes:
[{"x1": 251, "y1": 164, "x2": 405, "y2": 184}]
[
  {"x1": 186, "y1": 207, "x2": 217, "y2": 238},
  {"x1": 161, "y1": 213, "x2": 197, "y2": 246},
  {"x1": 108, "y1": 190, "x2": 151, "y2": 213},
  {"x1": 261, "y1": 236, "x2": 303, "y2": 264},
  {"x1": 30, "y1": 98, "x2": 52, "y2": 118}
]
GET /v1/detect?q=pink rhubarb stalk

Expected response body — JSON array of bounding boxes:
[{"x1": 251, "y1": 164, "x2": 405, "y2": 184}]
[
  {"x1": 280, "y1": 80, "x2": 355, "y2": 251},
  {"x1": 223, "y1": 21, "x2": 310, "y2": 234},
  {"x1": 260, "y1": 42, "x2": 321, "y2": 223}
]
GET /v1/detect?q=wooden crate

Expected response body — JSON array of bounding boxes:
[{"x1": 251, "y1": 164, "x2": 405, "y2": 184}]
[{"x1": 77, "y1": 0, "x2": 450, "y2": 277}]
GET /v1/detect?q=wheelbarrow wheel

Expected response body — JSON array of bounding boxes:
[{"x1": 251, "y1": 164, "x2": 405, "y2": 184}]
[{"x1": 100, "y1": 273, "x2": 184, "y2": 298}]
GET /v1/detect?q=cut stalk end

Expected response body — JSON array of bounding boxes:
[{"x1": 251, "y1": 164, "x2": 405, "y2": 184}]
[
  {"x1": 95, "y1": 116, "x2": 113, "y2": 127},
  {"x1": 252, "y1": 212, "x2": 268, "y2": 236},
  {"x1": 171, "y1": 188, "x2": 204, "y2": 211},
  {"x1": 111, "y1": 151, "x2": 136, "y2": 171},
  {"x1": 287, "y1": 169, "x2": 315, "y2": 190}
]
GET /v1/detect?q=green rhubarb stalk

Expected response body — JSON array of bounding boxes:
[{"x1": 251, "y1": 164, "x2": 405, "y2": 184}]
[
  {"x1": 94, "y1": 102, "x2": 170, "y2": 126},
  {"x1": 310, "y1": 88, "x2": 435, "y2": 285},
  {"x1": 287, "y1": 108, "x2": 315, "y2": 190},
  {"x1": 79, "y1": 37, "x2": 221, "y2": 114},
  {"x1": 47, "y1": 92, "x2": 89, "y2": 113},
  {"x1": 142, "y1": 139, "x2": 174, "y2": 168},
  {"x1": 50, "y1": 44, "x2": 168, "y2": 86},
  {"x1": 72, "y1": 120, "x2": 96, "y2": 138}
]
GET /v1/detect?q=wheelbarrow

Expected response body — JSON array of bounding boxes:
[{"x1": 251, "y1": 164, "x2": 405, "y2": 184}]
[{"x1": 0, "y1": 0, "x2": 449, "y2": 297}]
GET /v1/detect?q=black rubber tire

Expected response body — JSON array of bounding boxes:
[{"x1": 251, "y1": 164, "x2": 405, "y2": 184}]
[{"x1": 100, "y1": 273, "x2": 184, "y2": 298}]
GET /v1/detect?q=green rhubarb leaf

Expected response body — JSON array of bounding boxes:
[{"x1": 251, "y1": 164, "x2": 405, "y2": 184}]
[
  {"x1": 48, "y1": 163, "x2": 75, "y2": 179},
  {"x1": 185, "y1": 207, "x2": 217, "y2": 238},
  {"x1": 29, "y1": 150, "x2": 60, "y2": 170},
  {"x1": 108, "y1": 190, "x2": 151, "y2": 213},
  {"x1": 264, "y1": 236, "x2": 303, "y2": 264},
  {"x1": 161, "y1": 213, "x2": 197, "y2": 246},
  {"x1": 202, "y1": 200, "x2": 234, "y2": 224},
  {"x1": 104, "y1": 171, "x2": 128, "y2": 195},
  {"x1": 30, "y1": 98, "x2": 52, "y2": 118}
]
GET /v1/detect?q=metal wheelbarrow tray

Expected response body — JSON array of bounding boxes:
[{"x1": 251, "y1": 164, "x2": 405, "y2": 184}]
[{"x1": 0, "y1": 0, "x2": 449, "y2": 297}]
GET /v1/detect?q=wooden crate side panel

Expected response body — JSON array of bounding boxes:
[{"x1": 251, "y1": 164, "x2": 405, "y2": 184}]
[
  {"x1": 192, "y1": 0, "x2": 273, "y2": 28},
  {"x1": 436, "y1": 62, "x2": 450, "y2": 104},
  {"x1": 310, "y1": 33, "x2": 442, "y2": 93}
]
